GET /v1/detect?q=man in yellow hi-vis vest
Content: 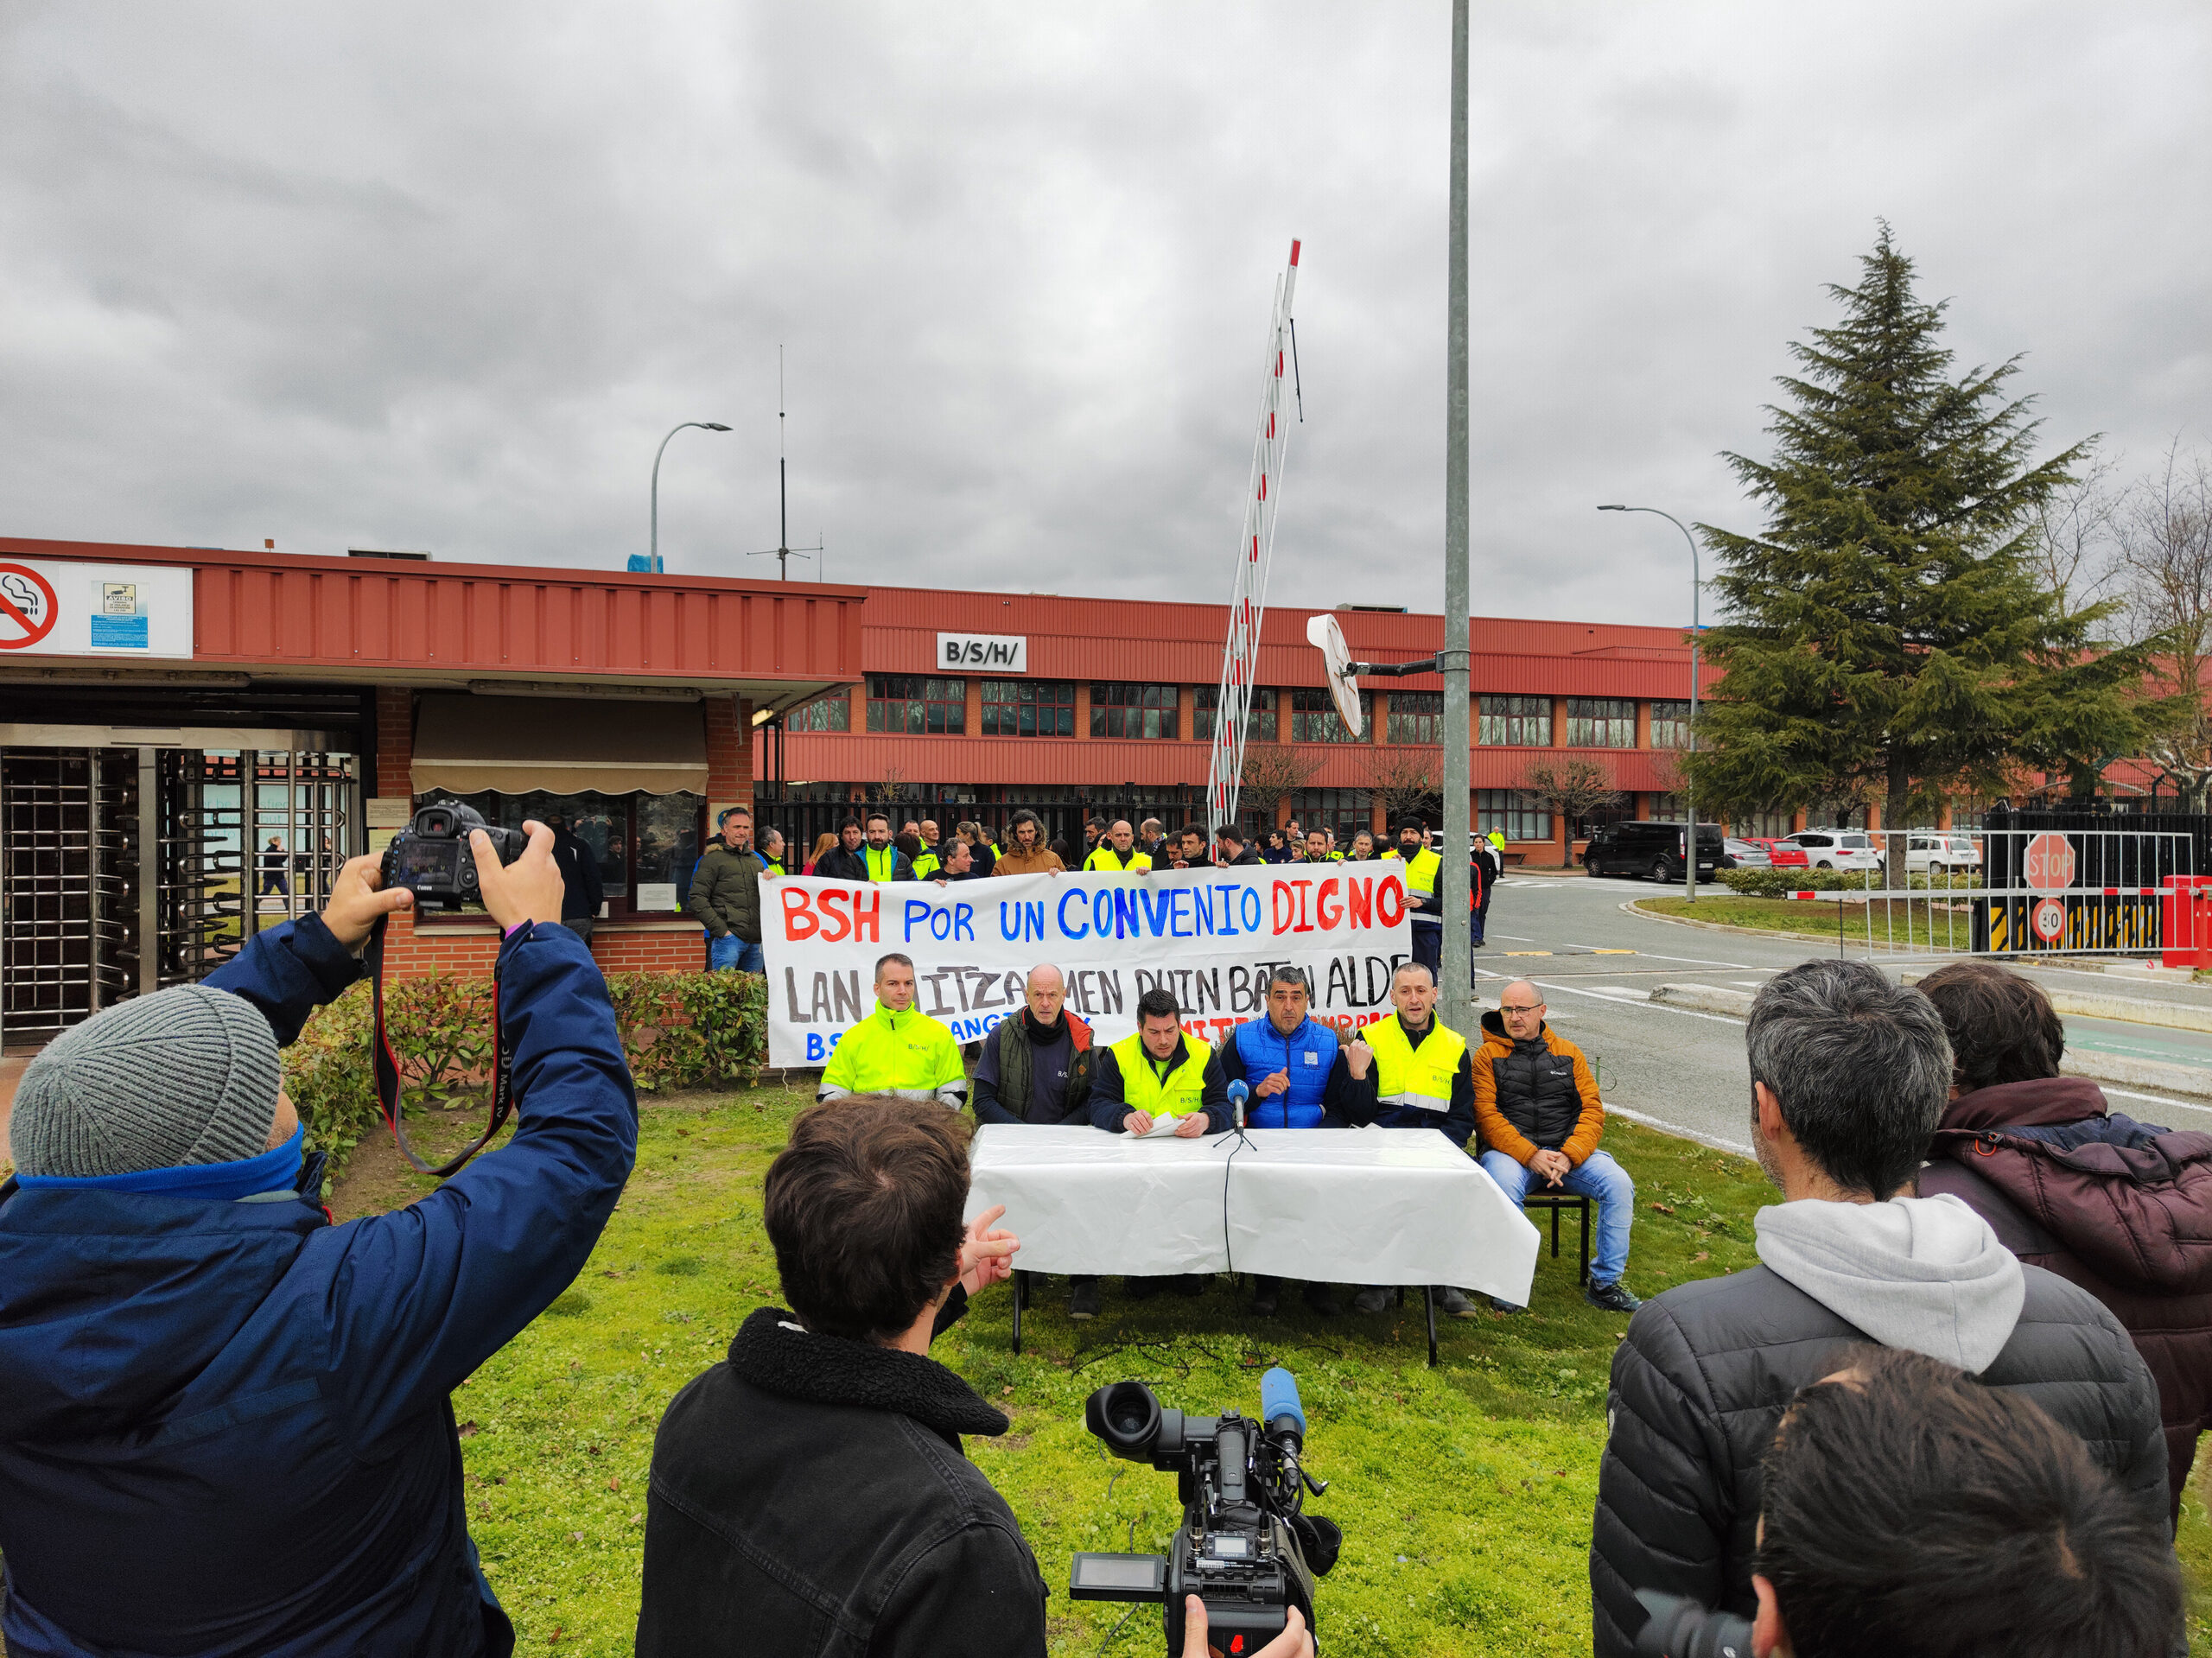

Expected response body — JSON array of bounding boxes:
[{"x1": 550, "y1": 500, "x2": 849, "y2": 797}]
[
  {"x1": 1382, "y1": 816, "x2": 1443, "y2": 975},
  {"x1": 817, "y1": 954, "x2": 966, "y2": 1109},
  {"x1": 1083, "y1": 820, "x2": 1154, "y2": 873},
  {"x1": 1080, "y1": 987, "x2": 1230, "y2": 1314},
  {"x1": 1343, "y1": 961, "x2": 1480, "y2": 1319}
]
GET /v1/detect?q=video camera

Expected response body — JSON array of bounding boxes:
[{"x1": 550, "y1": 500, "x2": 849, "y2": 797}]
[
  {"x1": 1632, "y1": 1589, "x2": 1756, "y2": 1658},
  {"x1": 1070, "y1": 1368, "x2": 1340, "y2": 1656},
  {"x1": 379, "y1": 801, "x2": 525, "y2": 912}
]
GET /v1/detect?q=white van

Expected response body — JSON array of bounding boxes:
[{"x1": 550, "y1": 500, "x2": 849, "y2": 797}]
[{"x1": 1788, "y1": 829, "x2": 1885, "y2": 873}]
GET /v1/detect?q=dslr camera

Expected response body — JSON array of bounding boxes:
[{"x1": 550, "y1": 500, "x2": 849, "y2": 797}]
[
  {"x1": 1070, "y1": 1368, "x2": 1340, "y2": 1656},
  {"x1": 379, "y1": 801, "x2": 525, "y2": 912}
]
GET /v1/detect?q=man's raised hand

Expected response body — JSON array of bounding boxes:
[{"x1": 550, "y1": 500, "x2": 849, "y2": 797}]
[
  {"x1": 957, "y1": 1204, "x2": 1020, "y2": 1296},
  {"x1": 320, "y1": 853, "x2": 414, "y2": 953},
  {"x1": 473, "y1": 821, "x2": 565, "y2": 933}
]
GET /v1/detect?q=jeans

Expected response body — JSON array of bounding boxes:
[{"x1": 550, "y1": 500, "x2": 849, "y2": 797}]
[
  {"x1": 709, "y1": 934, "x2": 764, "y2": 973},
  {"x1": 1479, "y1": 1147, "x2": 1635, "y2": 1286}
]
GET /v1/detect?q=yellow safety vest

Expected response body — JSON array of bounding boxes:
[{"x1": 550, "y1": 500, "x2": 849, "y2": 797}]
[
  {"x1": 1385, "y1": 847, "x2": 1440, "y2": 898},
  {"x1": 864, "y1": 845, "x2": 904, "y2": 881},
  {"x1": 1363, "y1": 1013, "x2": 1466, "y2": 1119},
  {"x1": 821, "y1": 1002, "x2": 966, "y2": 1102},
  {"x1": 912, "y1": 849, "x2": 941, "y2": 879},
  {"x1": 1109, "y1": 1031, "x2": 1210, "y2": 1119},
  {"x1": 1084, "y1": 846, "x2": 1154, "y2": 873}
]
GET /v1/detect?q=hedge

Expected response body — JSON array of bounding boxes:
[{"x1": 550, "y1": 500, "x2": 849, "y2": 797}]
[
  {"x1": 1715, "y1": 867, "x2": 1873, "y2": 899},
  {"x1": 282, "y1": 969, "x2": 769, "y2": 1193}
]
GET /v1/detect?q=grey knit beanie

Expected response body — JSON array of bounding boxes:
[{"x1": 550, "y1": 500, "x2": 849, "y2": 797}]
[{"x1": 10, "y1": 986, "x2": 283, "y2": 1178}]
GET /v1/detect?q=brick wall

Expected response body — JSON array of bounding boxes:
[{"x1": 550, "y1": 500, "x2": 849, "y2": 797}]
[
  {"x1": 384, "y1": 920, "x2": 706, "y2": 981},
  {"x1": 375, "y1": 687, "x2": 412, "y2": 797}
]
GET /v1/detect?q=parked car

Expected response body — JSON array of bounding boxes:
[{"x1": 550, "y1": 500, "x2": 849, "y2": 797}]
[
  {"x1": 1744, "y1": 836, "x2": 1810, "y2": 869},
  {"x1": 1722, "y1": 836, "x2": 1768, "y2": 868},
  {"x1": 1903, "y1": 831, "x2": 1981, "y2": 874},
  {"x1": 1582, "y1": 820, "x2": 1725, "y2": 882},
  {"x1": 1788, "y1": 829, "x2": 1885, "y2": 873}
]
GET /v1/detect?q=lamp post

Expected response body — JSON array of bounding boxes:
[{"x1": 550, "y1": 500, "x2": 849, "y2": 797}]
[
  {"x1": 1439, "y1": 0, "x2": 1473, "y2": 1035},
  {"x1": 650, "y1": 422, "x2": 732, "y2": 572},
  {"x1": 1599, "y1": 504, "x2": 1701, "y2": 905}
]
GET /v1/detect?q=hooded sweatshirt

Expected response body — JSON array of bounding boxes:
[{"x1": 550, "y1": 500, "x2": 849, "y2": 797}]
[{"x1": 1753, "y1": 1193, "x2": 2025, "y2": 1373}]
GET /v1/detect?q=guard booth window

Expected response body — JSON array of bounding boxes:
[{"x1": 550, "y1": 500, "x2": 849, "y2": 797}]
[{"x1": 430, "y1": 790, "x2": 702, "y2": 916}]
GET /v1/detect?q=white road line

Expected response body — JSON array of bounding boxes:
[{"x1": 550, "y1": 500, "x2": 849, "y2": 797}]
[
  {"x1": 2095, "y1": 1086, "x2": 2212, "y2": 1117},
  {"x1": 1605, "y1": 1104, "x2": 1754, "y2": 1157},
  {"x1": 1531, "y1": 976, "x2": 1748, "y2": 1024},
  {"x1": 1560, "y1": 941, "x2": 1769, "y2": 969}
]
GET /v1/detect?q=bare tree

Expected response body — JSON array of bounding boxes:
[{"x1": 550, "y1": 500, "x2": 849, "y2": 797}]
[
  {"x1": 1360, "y1": 745, "x2": 1438, "y2": 824},
  {"x1": 2031, "y1": 454, "x2": 2121, "y2": 607},
  {"x1": 1518, "y1": 757, "x2": 1623, "y2": 862},
  {"x1": 2113, "y1": 440, "x2": 2212, "y2": 808},
  {"x1": 1240, "y1": 744, "x2": 1325, "y2": 825}
]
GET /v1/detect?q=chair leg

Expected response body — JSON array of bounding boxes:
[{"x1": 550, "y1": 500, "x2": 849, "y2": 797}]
[
  {"x1": 1550, "y1": 1203, "x2": 1561, "y2": 1259},
  {"x1": 1580, "y1": 1199, "x2": 1592, "y2": 1286}
]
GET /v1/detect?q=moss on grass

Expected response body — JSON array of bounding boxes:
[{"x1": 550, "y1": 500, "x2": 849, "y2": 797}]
[{"x1": 336, "y1": 1087, "x2": 2209, "y2": 1655}]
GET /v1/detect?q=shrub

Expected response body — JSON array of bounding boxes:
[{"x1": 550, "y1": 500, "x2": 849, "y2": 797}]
[
  {"x1": 1715, "y1": 867, "x2": 1871, "y2": 899},
  {"x1": 283, "y1": 969, "x2": 769, "y2": 1192}
]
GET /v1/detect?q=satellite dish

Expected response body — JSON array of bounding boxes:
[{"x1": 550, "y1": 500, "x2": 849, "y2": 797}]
[{"x1": 1306, "y1": 613, "x2": 1363, "y2": 737}]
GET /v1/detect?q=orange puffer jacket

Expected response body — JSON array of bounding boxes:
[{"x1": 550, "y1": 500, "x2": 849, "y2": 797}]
[{"x1": 1472, "y1": 1010, "x2": 1606, "y2": 1166}]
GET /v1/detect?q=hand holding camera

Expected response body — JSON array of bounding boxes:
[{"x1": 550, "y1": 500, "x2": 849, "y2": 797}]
[{"x1": 472, "y1": 823, "x2": 565, "y2": 932}]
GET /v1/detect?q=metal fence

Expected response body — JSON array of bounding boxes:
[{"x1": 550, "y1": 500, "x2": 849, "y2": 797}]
[{"x1": 1754, "y1": 826, "x2": 2196, "y2": 960}]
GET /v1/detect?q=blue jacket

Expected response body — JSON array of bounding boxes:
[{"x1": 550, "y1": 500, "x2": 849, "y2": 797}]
[
  {"x1": 0, "y1": 915, "x2": 638, "y2": 1657},
  {"x1": 1217, "y1": 1016, "x2": 1354, "y2": 1129}
]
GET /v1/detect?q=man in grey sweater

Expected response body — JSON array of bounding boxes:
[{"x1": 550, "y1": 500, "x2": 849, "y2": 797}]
[{"x1": 1589, "y1": 959, "x2": 2173, "y2": 1658}]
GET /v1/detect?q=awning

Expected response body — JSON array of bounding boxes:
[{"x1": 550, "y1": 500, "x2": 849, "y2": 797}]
[{"x1": 410, "y1": 694, "x2": 709, "y2": 796}]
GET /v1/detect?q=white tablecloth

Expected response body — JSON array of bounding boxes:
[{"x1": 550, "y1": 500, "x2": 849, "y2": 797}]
[{"x1": 963, "y1": 1126, "x2": 1540, "y2": 1307}]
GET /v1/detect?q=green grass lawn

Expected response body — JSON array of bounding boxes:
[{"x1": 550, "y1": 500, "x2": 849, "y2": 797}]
[{"x1": 339, "y1": 1087, "x2": 2212, "y2": 1656}]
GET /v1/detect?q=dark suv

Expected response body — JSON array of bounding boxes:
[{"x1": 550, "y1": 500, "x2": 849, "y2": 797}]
[{"x1": 1582, "y1": 820, "x2": 1724, "y2": 882}]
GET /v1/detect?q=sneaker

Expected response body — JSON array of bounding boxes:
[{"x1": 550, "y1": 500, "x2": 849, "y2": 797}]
[
  {"x1": 1351, "y1": 1286, "x2": 1392, "y2": 1315},
  {"x1": 1586, "y1": 1280, "x2": 1643, "y2": 1314},
  {"x1": 1438, "y1": 1286, "x2": 1478, "y2": 1319},
  {"x1": 1069, "y1": 1277, "x2": 1101, "y2": 1320},
  {"x1": 1174, "y1": 1274, "x2": 1208, "y2": 1297},
  {"x1": 1489, "y1": 1296, "x2": 1525, "y2": 1314},
  {"x1": 1303, "y1": 1283, "x2": 1343, "y2": 1318}
]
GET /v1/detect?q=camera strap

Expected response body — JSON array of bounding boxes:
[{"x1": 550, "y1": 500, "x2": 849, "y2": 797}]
[{"x1": 364, "y1": 913, "x2": 517, "y2": 1178}]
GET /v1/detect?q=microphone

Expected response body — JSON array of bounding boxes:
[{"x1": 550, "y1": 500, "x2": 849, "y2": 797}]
[
  {"x1": 1225, "y1": 1079, "x2": 1249, "y2": 1128},
  {"x1": 1260, "y1": 1366, "x2": 1304, "y2": 1449}
]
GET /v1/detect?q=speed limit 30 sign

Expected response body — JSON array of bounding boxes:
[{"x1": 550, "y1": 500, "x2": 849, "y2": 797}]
[{"x1": 2031, "y1": 897, "x2": 2069, "y2": 944}]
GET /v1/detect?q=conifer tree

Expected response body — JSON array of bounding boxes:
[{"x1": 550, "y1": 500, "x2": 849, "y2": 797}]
[{"x1": 1688, "y1": 226, "x2": 2153, "y2": 825}]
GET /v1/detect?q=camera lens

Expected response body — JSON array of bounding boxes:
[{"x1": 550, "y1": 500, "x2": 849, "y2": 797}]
[{"x1": 1093, "y1": 1382, "x2": 1161, "y2": 1454}]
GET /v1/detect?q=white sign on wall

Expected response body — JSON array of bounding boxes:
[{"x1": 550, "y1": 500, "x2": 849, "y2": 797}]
[
  {"x1": 0, "y1": 558, "x2": 194, "y2": 660},
  {"x1": 936, "y1": 632, "x2": 1027, "y2": 673}
]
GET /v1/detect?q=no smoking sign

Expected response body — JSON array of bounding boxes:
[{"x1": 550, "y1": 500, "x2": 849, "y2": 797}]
[{"x1": 0, "y1": 563, "x2": 58, "y2": 650}]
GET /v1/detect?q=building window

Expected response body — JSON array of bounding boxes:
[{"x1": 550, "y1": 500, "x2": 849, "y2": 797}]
[
  {"x1": 1291, "y1": 687, "x2": 1371, "y2": 744},
  {"x1": 432, "y1": 789, "x2": 701, "y2": 916},
  {"x1": 1741, "y1": 806, "x2": 1796, "y2": 838},
  {"x1": 980, "y1": 678, "x2": 1075, "y2": 737},
  {"x1": 1566, "y1": 697, "x2": 1636, "y2": 748},
  {"x1": 1649, "y1": 700, "x2": 1692, "y2": 749},
  {"x1": 1478, "y1": 789, "x2": 1551, "y2": 843},
  {"x1": 1090, "y1": 683, "x2": 1179, "y2": 740},
  {"x1": 1386, "y1": 691, "x2": 1443, "y2": 745},
  {"x1": 1478, "y1": 694, "x2": 1551, "y2": 746},
  {"x1": 866, "y1": 676, "x2": 964, "y2": 735},
  {"x1": 784, "y1": 692, "x2": 849, "y2": 733},
  {"x1": 1287, "y1": 789, "x2": 1374, "y2": 844},
  {"x1": 1192, "y1": 685, "x2": 1278, "y2": 743}
]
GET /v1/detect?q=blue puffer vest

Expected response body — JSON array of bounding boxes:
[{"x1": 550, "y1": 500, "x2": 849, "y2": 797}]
[{"x1": 1230, "y1": 1016, "x2": 1339, "y2": 1129}]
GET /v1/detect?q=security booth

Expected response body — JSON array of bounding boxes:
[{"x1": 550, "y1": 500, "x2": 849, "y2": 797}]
[{"x1": 0, "y1": 537, "x2": 865, "y2": 1051}]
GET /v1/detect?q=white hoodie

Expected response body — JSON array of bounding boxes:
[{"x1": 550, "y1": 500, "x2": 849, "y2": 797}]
[{"x1": 1754, "y1": 1193, "x2": 2026, "y2": 1374}]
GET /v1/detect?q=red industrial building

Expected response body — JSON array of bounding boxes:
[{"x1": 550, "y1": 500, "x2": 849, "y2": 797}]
[{"x1": 3, "y1": 534, "x2": 1738, "y2": 1045}]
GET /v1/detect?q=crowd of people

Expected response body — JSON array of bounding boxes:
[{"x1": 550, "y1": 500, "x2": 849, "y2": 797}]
[{"x1": 3, "y1": 816, "x2": 2206, "y2": 1657}]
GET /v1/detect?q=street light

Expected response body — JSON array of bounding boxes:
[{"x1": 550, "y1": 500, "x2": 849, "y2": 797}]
[
  {"x1": 650, "y1": 422, "x2": 732, "y2": 572},
  {"x1": 1599, "y1": 504, "x2": 1703, "y2": 905}
]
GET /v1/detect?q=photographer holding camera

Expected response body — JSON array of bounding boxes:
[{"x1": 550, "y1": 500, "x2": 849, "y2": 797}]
[
  {"x1": 636, "y1": 1095, "x2": 1313, "y2": 1658},
  {"x1": 0, "y1": 823, "x2": 637, "y2": 1655}
]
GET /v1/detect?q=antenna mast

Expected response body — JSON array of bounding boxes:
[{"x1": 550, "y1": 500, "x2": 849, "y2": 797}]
[
  {"x1": 751, "y1": 345, "x2": 825, "y2": 580},
  {"x1": 1205, "y1": 240, "x2": 1301, "y2": 842}
]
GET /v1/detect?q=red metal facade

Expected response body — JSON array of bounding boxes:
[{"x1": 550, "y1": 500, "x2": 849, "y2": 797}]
[{"x1": 0, "y1": 537, "x2": 866, "y2": 689}]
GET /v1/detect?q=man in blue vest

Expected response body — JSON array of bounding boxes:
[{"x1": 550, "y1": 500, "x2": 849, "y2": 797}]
[{"x1": 1217, "y1": 967, "x2": 1363, "y2": 1317}]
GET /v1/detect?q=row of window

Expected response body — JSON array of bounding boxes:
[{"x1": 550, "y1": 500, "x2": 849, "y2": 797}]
[{"x1": 787, "y1": 682, "x2": 1696, "y2": 747}]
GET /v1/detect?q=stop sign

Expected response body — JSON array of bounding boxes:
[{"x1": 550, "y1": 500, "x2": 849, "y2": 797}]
[{"x1": 2024, "y1": 833, "x2": 2076, "y2": 894}]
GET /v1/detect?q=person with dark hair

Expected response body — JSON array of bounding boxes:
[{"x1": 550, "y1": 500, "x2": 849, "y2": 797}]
[
  {"x1": 1381, "y1": 816, "x2": 1442, "y2": 975},
  {"x1": 634, "y1": 1098, "x2": 1046, "y2": 1655},
  {"x1": 1472, "y1": 979, "x2": 1639, "y2": 1314},
  {"x1": 929, "y1": 837, "x2": 982, "y2": 883},
  {"x1": 1262, "y1": 828, "x2": 1294, "y2": 864},
  {"x1": 1086, "y1": 987, "x2": 1234, "y2": 1305},
  {"x1": 1915, "y1": 958, "x2": 2212, "y2": 1526},
  {"x1": 1213, "y1": 822, "x2": 1262, "y2": 867},
  {"x1": 1167, "y1": 823, "x2": 1212, "y2": 870},
  {"x1": 857, "y1": 812, "x2": 916, "y2": 882},
  {"x1": 993, "y1": 809, "x2": 1065, "y2": 876},
  {"x1": 1218, "y1": 967, "x2": 1363, "y2": 1316},
  {"x1": 812, "y1": 816, "x2": 870, "y2": 882},
  {"x1": 817, "y1": 955, "x2": 966, "y2": 1109},
  {"x1": 1, "y1": 829, "x2": 636, "y2": 1655},
  {"x1": 1588, "y1": 957, "x2": 2170, "y2": 1658},
  {"x1": 546, "y1": 810, "x2": 607, "y2": 946},
  {"x1": 688, "y1": 805, "x2": 767, "y2": 970},
  {"x1": 1748, "y1": 1345, "x2": 2183, "y2": 1658}
]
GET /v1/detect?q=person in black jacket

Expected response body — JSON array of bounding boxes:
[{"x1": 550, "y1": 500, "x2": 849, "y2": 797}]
[
  {"x1": 1589, "y1": 958, "x2": 2174, "y2": 1658},
  {"x1": 546, "y1": 813, "x2": 606, "y2": 945},
  {"x1": 812, "y1": 816, "x2": 870, "y2": 882}
]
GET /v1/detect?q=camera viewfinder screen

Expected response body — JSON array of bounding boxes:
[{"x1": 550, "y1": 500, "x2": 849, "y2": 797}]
[
  {"x1": 391, "y1": 840, "x2": 462, "y2": 882},
  {"x1": 1071, "y1": 1556, "x2": 1164, "y2": 1592}
]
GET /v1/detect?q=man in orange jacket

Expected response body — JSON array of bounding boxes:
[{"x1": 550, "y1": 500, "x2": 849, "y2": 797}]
[{"x1": 1473, "y1": 979, "x2": 1640, "y2": 1314}]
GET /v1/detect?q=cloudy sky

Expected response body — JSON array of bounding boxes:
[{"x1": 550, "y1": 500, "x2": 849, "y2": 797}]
[{"x1": 1, "y1": 3, "x2": 2204, "y2": 628}]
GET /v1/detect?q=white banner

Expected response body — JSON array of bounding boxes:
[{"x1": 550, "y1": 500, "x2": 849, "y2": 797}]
[
  {"x1": 0, "y1": 557, "x2": 194, "y2": 659},
  {"x1": 765, "y1": 863, "x2": 1414, "y2": 1068}
]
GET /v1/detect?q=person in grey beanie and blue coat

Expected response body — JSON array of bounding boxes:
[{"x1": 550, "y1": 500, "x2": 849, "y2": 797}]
[{"x1": 0, "y1": 823, "x2": 637, "y2": 1658}]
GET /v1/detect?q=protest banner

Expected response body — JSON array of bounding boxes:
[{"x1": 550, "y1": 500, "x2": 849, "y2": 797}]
[{"x1": 763, "y1": 862, "x2": 1414, "y2": 1067}]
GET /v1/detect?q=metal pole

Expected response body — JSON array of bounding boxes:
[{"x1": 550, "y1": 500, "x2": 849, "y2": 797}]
[
  {"x1": 1440, "y1": 0, "x2": 1473, "y2": 1035},
  {"x1": 650, "y1": 421, "x2": 731, "y2": 573},
  {"x1": 138, "y1": 746, "x2": 158, "y2": 996},
  {"x1": 1598, "y1": 505, "x2": 1701, "y2": 901}
]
